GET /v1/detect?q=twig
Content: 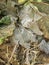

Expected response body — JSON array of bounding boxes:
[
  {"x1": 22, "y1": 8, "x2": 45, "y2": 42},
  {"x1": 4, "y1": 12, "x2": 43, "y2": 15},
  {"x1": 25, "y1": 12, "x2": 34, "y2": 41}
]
[
  {"x1": 25, "y1": 49, "x2": 30, "y2": 65},
  {"x1": 8, "y1": 44, "x2": 16, "y2": 63},
  {"x1": 6, "y1": 41, "x2": 18, "y2": 65},
  {"x1": 6, "y1": 46, "x2": 9, "y2": 60},
  {"x1": 0, "y1": 58, "x2": 5, "y2": 64}
]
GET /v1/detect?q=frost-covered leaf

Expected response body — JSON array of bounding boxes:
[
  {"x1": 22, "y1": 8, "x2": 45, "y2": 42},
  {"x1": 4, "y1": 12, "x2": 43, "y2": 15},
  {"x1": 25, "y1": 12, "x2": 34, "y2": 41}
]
[
  {"x1": 27, "y1": 22, "x2": 43, "y2": 35},
  {"x1": 39, "y1": 40, "x2": 49, "y2": 54},
  {"x1": 19, "y1": 3, "x2": 43, "y2": 35},
  {"x1": 19, "y1": 3, "x2": 42, "y2": 21},
  {"x1": 12, "y1": 25, "x2": 37, "y2": 48}
]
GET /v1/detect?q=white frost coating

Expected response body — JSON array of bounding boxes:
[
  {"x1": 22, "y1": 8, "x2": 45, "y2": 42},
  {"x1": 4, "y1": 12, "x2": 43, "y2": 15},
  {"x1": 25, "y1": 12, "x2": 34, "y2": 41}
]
[
  {"x1": 19, "y1": 3, "x2": 47, "y2": 29},
  {"x1": 21, "y1": 15, "x2": 33, "y2": 28},
  {"x1": 39, "y1": 40, "x2": 49, "y2": 54},
  {"x1": 23, "y1": 21, "x2": 43, "y2": 35},
  {"x1": 12, "y1": 26, "x2": 37, "y2": 49},
  {"x1": 19, "y1": 3, "x2": 43, "y2": 35},
  {"x1": 21, "y1": 15, "x2": 43, "y2": 35},
  {"x1": 19, "y1": 3, "x2": 42, "y2": 23}
]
